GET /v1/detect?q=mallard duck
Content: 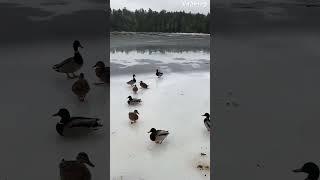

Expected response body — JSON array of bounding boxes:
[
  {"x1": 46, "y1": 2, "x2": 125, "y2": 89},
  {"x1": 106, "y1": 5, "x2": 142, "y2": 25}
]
[
  {"x1": 53, "y1": 40, "x2": 84, "y2": 79},
  {"x1": 53, "y1": 108, "x2": 102, "y2": 136},
  {"x1": 72, "y1": 73, "x2": 90, "y2": 102},
  {"x1": 293, "y1": 162, "x2": 319, "y2": 180},
  {"x1": 127, "y1": 96, "x2": 141, "y2": 105},
  {"x1": 59, "y1": 152, "x2": 94, "y2": 180},
  {"x1": 202, "y1": 113, "x2": 210, "y2": 131},
  {"x1": 140, "y1": 81, "x2": 148, "y2": 89},
  {"x1": 148, "y1": 128, "x2": 169, "y2": 144},
  {"x1": 156, "y1": 69, "x2": 163, "y2": 78},
  {"x1": 128, "y1": 110, "x2": 139, "y2": 124},
  {"x1": 127, "y1": 74, "x2": 136, "y2": 86},
  {"x1": 132, "y1": 85, "x2": 138, "y2": 93},
  {"x1": 93, "y1": 61, "x2": 109, "y2": 84}
]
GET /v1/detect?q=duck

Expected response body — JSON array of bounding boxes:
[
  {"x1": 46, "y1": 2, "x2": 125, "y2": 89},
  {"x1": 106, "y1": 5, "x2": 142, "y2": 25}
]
[
  {"x1": 72, "y1": 73, "x2": 90, "y2": 102},
  {"x1": 53, "y1": 108, "x2": 102, "y2": 136},
  {"x1": 293, "y1": 162, "x2": 319, "y2": 180},
  {"x1": 202, "y1": 113, "x2": 210, "y2": 131},
  {"x1": 53, "y1": 40, "x2": 84, "y2": 79},
  {"x1": 132, "y1": 85, "x2": 138, "y2": 93},
  {"x1": 140, "y1": 81, "x2": 148, "y2": 89},
  {"x1": 148, "y1": 128, "x2": 169, "y2": 144},
  {"x1": 128, "y1": 110, "x2": 139, "y2": 124},
  {"x1": 127, "y1": 96, "x2": 141, "y2": 105},
  {"x1": 59, "y1": 152, "x2": 94, "y2": 180},
  {"x1": 93, "y1": 61, "x2": 110, "y2": 84},
  {"x1": 127, "y1": 74, "x2": 136, "y2": 86},
  {"x1": 156, "y1": 69, "x2": 163, "y2": 78}
]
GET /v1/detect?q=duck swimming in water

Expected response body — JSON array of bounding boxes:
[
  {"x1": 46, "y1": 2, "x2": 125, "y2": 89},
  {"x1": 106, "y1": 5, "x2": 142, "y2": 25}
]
[
  {"x1": 127, "y1": 96, "x2": 141, "y2": 105},
  {"x1": 132, "y1": 85, "x2": 138, "y2": 93},
  {"x1": 140, "y1": 81, "x2": 148, "y2": 89},
  {"x1": 53, "y1": 40, "x2": 84, "y2": 79},
  {"x1": 128, "y1": 110, "x2": 139, "y2": 124},
  {"x1": 148, "y1": 128, "x2": 169, "y2": 144},
  {"x1": 156, "y1": 69, "x2": 163, "y2": 78},
  {"x1": 293, "y1": 162, "x2": 319, "y2": 180},
  {"x1": 93, "y1": 61, "x2": 110, "y2": 84},
  {"x1": 59, "y1": 152, "x2": 94, "y2": 180},
  {"x1": 127, "y1": 74, "x2": 136, "y2": 86},
  {"x1": 72, "y1": 73, "x2": 90, "y2": 102},
  {"x1": 202, "y1": 113, "x2": 210, "y2": 131},
  {"x1": 53, "y1": 108, "x2": 102, "y2": 136}
]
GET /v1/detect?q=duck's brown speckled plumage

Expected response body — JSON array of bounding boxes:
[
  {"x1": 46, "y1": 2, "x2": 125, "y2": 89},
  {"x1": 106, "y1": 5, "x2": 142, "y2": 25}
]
[
  {"x1": 128, "y1": 110, "x2": 139, "y2": 123},
  {"x1": 59, "y1": 152, "x2": 94, "y2": 180},
  {"x1": 133, "y1": 85, "x2": 138, "y2": 93},
  {"x1": 72, "y1": 74, "x2": 90, "y2": 101},
  {"x1": 60, "y1": 160, "x2": 91, "y2": 180},
  {"x1": 93, "y1": 61, "x2": 109, "y2": 84}
]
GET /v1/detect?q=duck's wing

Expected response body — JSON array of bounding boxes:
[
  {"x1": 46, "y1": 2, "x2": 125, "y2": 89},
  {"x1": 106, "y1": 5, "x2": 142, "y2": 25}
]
[
  {"x1": 53, "y1": 57, "x2": 74, "y2": 69},
  {"x1": 155, "y1": 130, "x2": 169, "y2": 142},
  {"x1": 67, "y1": 117, "x2": 102, "y2": 128},
  {"x1": 127, "y1": 80, "x2": 134, "y2": 84},
  {"x1": 204, "y1": 119, "x2": 210, "y2": 130},
  {"x1": 72, "y1": 80, "x2": 90, "y2": 94},
  {"x1": 156, "y1": 130, "x2": 169, "y2": 136}
]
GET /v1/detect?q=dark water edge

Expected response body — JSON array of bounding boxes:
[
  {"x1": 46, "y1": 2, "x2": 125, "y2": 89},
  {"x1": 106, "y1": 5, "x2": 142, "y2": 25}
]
[
  {"x1": 110, "y1": 61, "x2": 210, "y2": 76},
  {"x1": 110, "y1": 32, "x2": 210, "y2": 53}
]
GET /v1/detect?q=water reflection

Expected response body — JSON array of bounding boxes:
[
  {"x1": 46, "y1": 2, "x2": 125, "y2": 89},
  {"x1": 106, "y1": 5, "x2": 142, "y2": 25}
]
[{"x1": 110, "y1": 32, "x2": 210, "y2": 75}]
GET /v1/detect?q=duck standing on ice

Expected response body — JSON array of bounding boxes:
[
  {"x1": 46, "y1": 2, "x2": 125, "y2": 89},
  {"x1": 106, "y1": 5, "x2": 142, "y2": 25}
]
[
  {"x1": 132, "y1": 85, "x2": 138, "y2": 93},
  {"x1": 53, "y1": 40, "x2": 84, "y2": 79},
  {"x1": 293, "y1": 162, "x2": 319, "y2": 180},
  {"x1": 59, "y1": 152, "x2": 94, "y2": 180},
  {"x1": 148, "y1": 128, "x2": 169, "y2": 144},
  {"x1": 127, "y1": 74, "x2": 136, "y2": 86},
  {"x1": 53, "y1": 108, "x2": 102, "y2": 136},
  {"x1": 93, "y1": 61, "x2": 110, "y2": 84},
  {"x1": 156, "y1": 69, "x2": 163, "y2": 78},
  {"x1": 140, "y1": 81, "x2": 148, "y2": 89},
  {"x1": 127, "y1": 96, "x2": 141, "y2": 105},
  {"x1": 72, "y1": 73, "x2": 90, "y2": 102},
  {"x1": 128, "y1": 110, "x2": 139, "y2": 124},
  {"x1": 202, "y1": 113, "x2": 210, "y2": 131}
]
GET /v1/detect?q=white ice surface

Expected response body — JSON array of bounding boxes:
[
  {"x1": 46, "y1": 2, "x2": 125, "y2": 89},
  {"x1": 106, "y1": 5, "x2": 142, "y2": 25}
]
[{"x1": 110, "y1": 72, "x2": 210, "y2": 180}]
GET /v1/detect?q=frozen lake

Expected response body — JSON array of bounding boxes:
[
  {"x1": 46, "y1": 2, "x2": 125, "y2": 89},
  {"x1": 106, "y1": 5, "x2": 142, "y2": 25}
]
[
  {"x1": 213, "y1": 32, "x2": 320, "y2": 180},
  {"x1": 110, "y1": 32, "x2": 210, "y2": 180},
  {"x1": 0, "y1": 39, "x2": 108, "y2": 179}
]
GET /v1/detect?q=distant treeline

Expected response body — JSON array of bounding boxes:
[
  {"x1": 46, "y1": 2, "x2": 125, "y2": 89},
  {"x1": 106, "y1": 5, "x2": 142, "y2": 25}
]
[{"x1": 110, "y1": 8, "x2": 210, "y2": 33}]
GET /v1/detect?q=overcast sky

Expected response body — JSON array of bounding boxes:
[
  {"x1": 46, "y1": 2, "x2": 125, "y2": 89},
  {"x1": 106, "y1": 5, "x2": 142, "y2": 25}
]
[{"x1": 110, "y1": 0, "x2": 210, "y2": 14}]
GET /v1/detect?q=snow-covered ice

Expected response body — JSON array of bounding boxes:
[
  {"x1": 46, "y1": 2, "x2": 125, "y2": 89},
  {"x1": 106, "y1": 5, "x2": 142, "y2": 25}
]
[{"x1": 110, "y1": 72, "x2": 210, "y2": 180}]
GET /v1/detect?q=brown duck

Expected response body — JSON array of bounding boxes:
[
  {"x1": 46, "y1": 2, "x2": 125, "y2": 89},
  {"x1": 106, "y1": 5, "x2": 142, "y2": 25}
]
[
  {"x1": 72, "y1": 73, "x2": 90, "y2": 102},
  {"x1": 132, "y1": 85, "x2": 138, "y2": 93},
  {"x1": 93, "y1": 61, "x2": 109, "y2": 84},
  {"x1": 128, "y1": 110, "x2": 139, "y2": 124},
  {"x1": 59, "y1": 152, "x2": 94, "y2": 180}
]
